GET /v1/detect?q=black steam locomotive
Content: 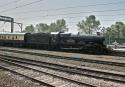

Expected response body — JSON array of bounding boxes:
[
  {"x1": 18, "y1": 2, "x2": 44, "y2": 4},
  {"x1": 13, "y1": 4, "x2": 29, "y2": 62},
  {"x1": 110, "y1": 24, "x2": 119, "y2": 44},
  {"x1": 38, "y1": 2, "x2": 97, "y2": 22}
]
[{"x1": 0, "y1": 32, "x2": 108, "y2": 54}]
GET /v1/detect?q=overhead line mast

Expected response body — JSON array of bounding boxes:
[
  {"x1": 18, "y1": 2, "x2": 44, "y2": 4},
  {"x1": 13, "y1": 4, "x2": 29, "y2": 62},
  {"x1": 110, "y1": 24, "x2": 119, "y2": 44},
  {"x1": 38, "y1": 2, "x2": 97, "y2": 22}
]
[
  {"x1": 0, "y1": 15, "x2": 14, "y2": 33},
  {"x1": 0, "y1": 15, "x2": 23, "y2": 33}
]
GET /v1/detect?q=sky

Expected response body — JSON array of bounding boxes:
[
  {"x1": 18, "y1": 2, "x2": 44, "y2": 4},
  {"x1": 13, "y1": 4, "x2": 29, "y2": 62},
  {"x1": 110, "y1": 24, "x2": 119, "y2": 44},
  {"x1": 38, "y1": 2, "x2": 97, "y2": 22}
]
[{"x1": 0, "y1": 0, "x2": 125, "y2": 33}]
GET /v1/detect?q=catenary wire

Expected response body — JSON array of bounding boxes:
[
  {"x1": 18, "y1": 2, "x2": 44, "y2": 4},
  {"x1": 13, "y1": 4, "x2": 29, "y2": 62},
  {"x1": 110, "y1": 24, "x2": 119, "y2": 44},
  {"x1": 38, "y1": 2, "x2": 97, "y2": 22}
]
[
  {"x1": 0, "y1": 0, "x2": 21, "y2": 8},
  {"x1": 3, "y1": 1, "x2": 125, "y2": 14},
  {"x1": 0, "y1": 0, "x2": 44, "y2": 13},
  {"x1": 16, "y1": 8, "x2": 125, "y2": 20}
]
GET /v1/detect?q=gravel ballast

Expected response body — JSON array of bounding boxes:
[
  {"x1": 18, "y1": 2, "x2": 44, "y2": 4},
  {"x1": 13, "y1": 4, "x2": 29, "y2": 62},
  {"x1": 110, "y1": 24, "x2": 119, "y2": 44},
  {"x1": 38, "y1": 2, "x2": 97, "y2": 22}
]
[
  {"x1": 0, "y1": 51, "x2": 125, "y2": 72},
  {"x1": 0, "y1": 69, "x2": 43, "y2": 87}
]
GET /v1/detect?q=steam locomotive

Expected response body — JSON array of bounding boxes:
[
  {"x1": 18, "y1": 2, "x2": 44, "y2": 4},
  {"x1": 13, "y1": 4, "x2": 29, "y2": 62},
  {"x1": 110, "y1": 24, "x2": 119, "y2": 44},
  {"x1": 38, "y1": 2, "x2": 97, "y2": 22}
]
[{"x1": 0, "y1": 32, "x2": 108, "y2": 54}]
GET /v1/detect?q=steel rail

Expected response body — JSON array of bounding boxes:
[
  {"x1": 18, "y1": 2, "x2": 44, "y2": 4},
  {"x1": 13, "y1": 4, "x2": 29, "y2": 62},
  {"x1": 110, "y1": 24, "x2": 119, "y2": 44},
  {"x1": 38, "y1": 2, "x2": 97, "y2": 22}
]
[
  {"x1": 0, "y1": 58, "x2": 96, "y2": 87},
  {"x1": 0, "y1": 55, "x2": 125, "y2": 84},
  {"x1": 0, "y1": 65, "x2": 55, "y2": 87},
  {"x1": 0, "y1": 49, "x2": 125, "y2": 67}
]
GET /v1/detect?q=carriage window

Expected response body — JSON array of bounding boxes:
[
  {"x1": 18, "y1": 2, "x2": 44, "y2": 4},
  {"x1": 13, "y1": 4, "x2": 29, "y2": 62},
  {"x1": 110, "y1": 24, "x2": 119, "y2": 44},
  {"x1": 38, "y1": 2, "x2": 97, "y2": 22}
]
[
  {"x1": 15, "y1": 36, "x2": 17, "y2": 39},
  {"x1": 4, "y1": 36, "x2": 6, "y2": 39},
  {"x1": 8, "y1": 36, "x2": 10, "y2": 39},
  {"x1": 12, "y1": 36, "x2": 14, "y2": 40}
]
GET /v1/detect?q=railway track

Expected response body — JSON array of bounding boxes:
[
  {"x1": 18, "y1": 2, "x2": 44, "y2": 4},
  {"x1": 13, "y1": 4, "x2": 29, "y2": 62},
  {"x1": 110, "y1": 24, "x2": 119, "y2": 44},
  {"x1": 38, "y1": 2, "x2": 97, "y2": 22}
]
[
  {"x1": 0, "y1": 65, "x2": 54, "y2": 87},
  {"x1": 0, "y1": 58, "x2": 94, "y2": 87},
  {"x1": 0, "y1": 48, "x2": 125, "y2": 67},
  {"x1": 0, "y1": 55, "x2": 124, "y2": 87}
]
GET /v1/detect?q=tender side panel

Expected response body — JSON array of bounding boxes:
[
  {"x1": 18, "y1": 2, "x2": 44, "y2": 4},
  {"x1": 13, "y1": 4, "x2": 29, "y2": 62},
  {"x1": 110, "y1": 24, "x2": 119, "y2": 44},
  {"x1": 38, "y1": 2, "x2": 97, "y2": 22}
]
[{"x1": 25, "y1": 33, "x2": 51, "y2": 49}]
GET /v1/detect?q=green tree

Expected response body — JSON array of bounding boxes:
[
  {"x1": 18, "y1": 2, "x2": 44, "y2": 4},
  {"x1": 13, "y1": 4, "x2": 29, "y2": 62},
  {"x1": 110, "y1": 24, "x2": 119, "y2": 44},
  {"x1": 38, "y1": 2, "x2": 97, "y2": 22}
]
[
  {"x1": 26, "y1": 19, "x2": 68, "y2": 33},
  {"x1": 77, "y1": 15, "x2": 100, "y2": 34},
  {"x1": 115, "y1": 22, "x2": 125, "y2": 38},
  {"x1": 105, "y1": 27, "x2": 115, "y2": 44},
  {"x1": 23, "y1": 24, "x2": 35, "y2": 33},
  {"x1": 105, "y1": 22, "x2": 125, "y2": 44},
  {"x1": 48, "y1": 19, "x2": 68, "y2": 32},
  {"x1": 106, "y1": 22, "x2": 125, "y2": 38},
  {"x1": 36, "y1": 23, "x2": 49, "y2": 33}
]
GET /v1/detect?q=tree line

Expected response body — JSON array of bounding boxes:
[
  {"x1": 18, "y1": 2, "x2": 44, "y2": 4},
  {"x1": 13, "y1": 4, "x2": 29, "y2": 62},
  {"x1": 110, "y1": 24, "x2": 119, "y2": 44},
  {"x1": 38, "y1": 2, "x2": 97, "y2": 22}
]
[
  {"x1": 23, "y1": 15, "x2": 125, "y2": 44},
  {"x1": 23, "y1": 19, "x2": 68, "y2": 33}
]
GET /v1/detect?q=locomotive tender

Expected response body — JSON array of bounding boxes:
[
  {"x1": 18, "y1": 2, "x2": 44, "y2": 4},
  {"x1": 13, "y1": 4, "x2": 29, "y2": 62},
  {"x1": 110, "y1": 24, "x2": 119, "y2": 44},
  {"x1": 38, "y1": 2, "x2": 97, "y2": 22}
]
[{"x1": 0, "y1": 32, "x2": 108, "y2": 53}]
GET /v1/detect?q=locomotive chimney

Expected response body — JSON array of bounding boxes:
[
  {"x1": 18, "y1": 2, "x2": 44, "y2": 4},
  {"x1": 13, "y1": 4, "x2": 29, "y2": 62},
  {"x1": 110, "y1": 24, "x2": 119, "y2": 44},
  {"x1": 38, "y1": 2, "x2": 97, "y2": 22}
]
[{"x1": 97, "y1": 32, "x2": 101, "y2": 36}]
